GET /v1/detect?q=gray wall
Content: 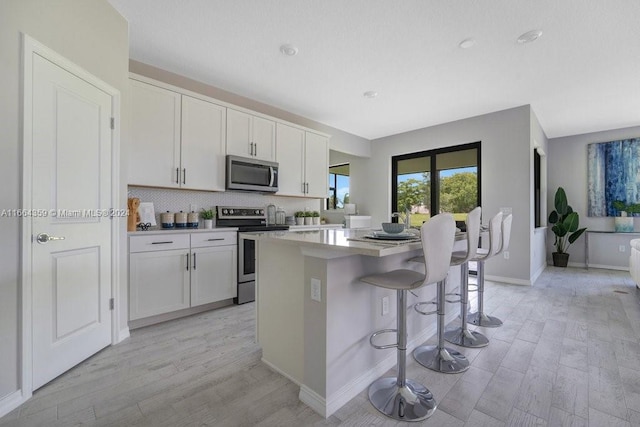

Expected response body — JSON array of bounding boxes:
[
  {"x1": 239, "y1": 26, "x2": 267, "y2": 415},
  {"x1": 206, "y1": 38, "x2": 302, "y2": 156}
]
[
  {"x1": 0, "y1": 0, "x2": 128, "y2": 401},
  {"x1": 350, "y1": 106, "x2": 535, "y2": 284},
  {"x1": 547, "y1": 125, "x2": 640, "y2": 266}
]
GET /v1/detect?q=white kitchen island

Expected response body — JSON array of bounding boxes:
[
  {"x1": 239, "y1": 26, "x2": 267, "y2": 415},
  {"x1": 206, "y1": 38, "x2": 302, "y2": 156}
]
[{"x1": 243, "y1": 228, "x2": 464, "y2": 418}]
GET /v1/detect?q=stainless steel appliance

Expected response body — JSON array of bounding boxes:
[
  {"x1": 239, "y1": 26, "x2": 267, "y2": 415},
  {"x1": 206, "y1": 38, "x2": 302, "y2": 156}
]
[
  {"x1": 226, "y1": 155, "x2": 279, "y2": 193},
  {"x1": 216, "y1": 206, "x2": 289, "y2": 304}
]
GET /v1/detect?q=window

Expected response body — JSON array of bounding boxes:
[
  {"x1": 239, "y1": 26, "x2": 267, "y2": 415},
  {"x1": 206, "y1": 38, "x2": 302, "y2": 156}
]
[
  {"x1": 534, "y1": 149, "x2": 541, "y2": 228},
  {"x1": 327, "y1": 163, "x2": 350, "y2": 209},
  {"x1": 391, "y1": 142, "x2": 481, "y2": 227}
]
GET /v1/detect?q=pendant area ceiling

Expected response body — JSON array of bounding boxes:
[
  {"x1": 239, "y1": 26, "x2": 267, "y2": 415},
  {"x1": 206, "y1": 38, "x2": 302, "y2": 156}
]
[{"x1": 108, "y1": 0, "x2": 640, "y2": 140}]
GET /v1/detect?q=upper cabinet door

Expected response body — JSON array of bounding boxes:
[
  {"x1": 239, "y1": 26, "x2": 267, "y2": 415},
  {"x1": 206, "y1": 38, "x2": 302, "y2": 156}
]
[
  {"x1": 304, "y1": 132, "x2": 329, "y2": 198},
  {"x1": 129, "y1": 79, "x2": 181, "y2": 187},
  {"x1": 276, "y1": 123, "x2": 305, "y2": 196},
  {"x1": 226, "y1": 108, "x2": 276, "y2": 161},
  {"x1": 251, "y1": 115, "x2": 276, "y2": 162},
  {"x1": 226, "y1": 108, "x2": 252, "y2": 158},
  {"x1": 181, "y1": 95, "x2": 227, "y2": 191}
]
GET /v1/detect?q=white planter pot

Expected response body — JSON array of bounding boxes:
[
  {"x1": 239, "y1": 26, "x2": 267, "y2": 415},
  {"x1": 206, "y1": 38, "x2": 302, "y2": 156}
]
[
  {"x1": 304, "y1": 217, "x2": 313, "y2": 225},
  {"x1": 203, "y1": 219, "x2": 213, "y2": 229},
  {"x1": 295, "y1": 217, "x2": 304, "y2": 225},
  {"x1": 313, "y1": 217, "x2": 320, "y2": 225}
]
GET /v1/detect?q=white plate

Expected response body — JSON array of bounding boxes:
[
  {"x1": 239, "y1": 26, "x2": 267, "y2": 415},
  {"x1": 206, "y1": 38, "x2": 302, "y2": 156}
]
[{"x1": 367, "y1": 231, "x2": 419, "y2": 241}]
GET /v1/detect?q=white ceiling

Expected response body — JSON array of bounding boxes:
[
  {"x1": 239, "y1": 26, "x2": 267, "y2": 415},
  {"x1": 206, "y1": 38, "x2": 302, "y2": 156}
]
[{"x1": 108, "y1": 0, "x2": 640, "y2": 140}]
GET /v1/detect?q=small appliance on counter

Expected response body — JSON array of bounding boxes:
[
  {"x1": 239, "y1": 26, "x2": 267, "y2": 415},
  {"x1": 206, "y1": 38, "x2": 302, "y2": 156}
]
[{"x1": 345, "y1": 215, "x2": 372, "y2": 229}]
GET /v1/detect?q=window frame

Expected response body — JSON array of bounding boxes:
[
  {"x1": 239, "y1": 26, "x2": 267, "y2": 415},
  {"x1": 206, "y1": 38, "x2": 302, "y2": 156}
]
[{"x1": 391, "y1": 141, "x2": 482, "y2": 221}]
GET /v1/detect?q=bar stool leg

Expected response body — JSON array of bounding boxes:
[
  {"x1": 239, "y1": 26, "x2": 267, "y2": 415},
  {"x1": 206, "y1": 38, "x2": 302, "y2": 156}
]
[
  {"x1": 467, "y1": 261, "x2": 503, "y2": 327},
  {"x1": 413, "y1": 280, "x2": 470, "y2": 374},
  {"x1": 444, "y1": 263, "x2": 489, "y2": 347},
  {"x1": 368, "y1": 290, "x2": 437, "y2": 421}
]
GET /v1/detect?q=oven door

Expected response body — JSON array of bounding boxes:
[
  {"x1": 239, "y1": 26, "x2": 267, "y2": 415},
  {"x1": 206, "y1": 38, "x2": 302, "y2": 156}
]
[{"x1": 238, "y1": 234, "x2": 255, "y2": 283}]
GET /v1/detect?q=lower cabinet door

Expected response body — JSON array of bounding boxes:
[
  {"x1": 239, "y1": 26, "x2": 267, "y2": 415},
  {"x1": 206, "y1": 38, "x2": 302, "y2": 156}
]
[
  {"x1": 129, "y1": 249, "x2": 191, "y2": 320},
  {"x1": 190, "y1": 245, "x2": 238, "y2": 306}
]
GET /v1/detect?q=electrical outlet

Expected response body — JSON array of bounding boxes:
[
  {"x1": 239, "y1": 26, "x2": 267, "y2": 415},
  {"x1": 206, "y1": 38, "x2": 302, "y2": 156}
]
[
  {"x1": 619, "y1": 245, "x2": 626, "y2": 252},
  {"x1": 310, "y1": 278, "x2": 321, "y2": 302},
  {"x1": 382, "y1": 296, "x2": 390, "y2": 316},
  {"x1": 190, "y1": 204, "x2": 197, "y2": 213},
  {"x1": 504, "y1": 251, "x2": 510, "y2": 260}
]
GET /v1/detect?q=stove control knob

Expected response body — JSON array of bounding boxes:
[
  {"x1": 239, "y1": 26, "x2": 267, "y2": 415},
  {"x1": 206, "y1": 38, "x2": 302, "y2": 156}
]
[
  {"x1": 255, "y1": 209, "x2": 260, "y2": 214},
  {"x1": 260, "y1": 209, "x2": 265, "y2": 215},
  {"x1": 222, "y1": 209, "x2": 228, "y2": 215},
  {"x1": 229, "y1": 209, "x2": 234, "y2": 214}
]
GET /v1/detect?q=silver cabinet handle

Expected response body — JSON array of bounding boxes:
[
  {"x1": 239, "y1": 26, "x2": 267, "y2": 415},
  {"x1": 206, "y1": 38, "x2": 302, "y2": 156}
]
[
  {"x1": 207, "y1": 238, "x2": 225, "y2": 241},
  {"x1": 36, "y1": 233, "x2": 65, "y2": 244},
  {"x1": 183, "y1": 168, "x2": 186, "y2": 185},
  {"x1": 302, "y1": 182, "x2": 306, "y2": 193},
  {"x1": 193, "y1": 252, "x2": 197, "y2": 270},
  {"x1": 254, "y1": 143, "x2": 257, "y2": 157},
  {"x1": 305, "y1": 182, "x2": 309, "y2": 194},
  {"x1": 151, "y1": 241, "x2": 173, "y2": 245},
  {"x1": 176, "y1": 168, "x2": 180, "y2": 184},
  {"x1": 186, "y1": 253, "x2": 190, "y2": 271},
  {"x1": 249, "y1": 142, "x2": 254, "y2": 156}
]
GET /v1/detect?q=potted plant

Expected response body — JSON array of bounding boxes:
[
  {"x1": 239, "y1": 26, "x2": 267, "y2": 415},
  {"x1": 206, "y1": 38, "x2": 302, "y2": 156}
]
[
  {"x1": 294, "y1": 211, "x2": 305, "y2": 225},
  {"x1": 312, "y1": 211, "x2": 320, "y2": 225},
  {"x1": 304, "y1": 211, "x2": 313, "y2": 225},
  {"x1": 612, "y1": 200, "x2": 638, "y2": 232},
  {"x1": 548, "y1": 187, "x2": 587, "y2": 267},
  {"x1": 201, "y1": 208, "x2": 215, "y2": 229}
]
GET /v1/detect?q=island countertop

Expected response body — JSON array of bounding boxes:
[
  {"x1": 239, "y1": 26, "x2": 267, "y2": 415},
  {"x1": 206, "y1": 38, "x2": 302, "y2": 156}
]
[{"x1": 241, "y1": 227, "x2": 466, "y2": 257}]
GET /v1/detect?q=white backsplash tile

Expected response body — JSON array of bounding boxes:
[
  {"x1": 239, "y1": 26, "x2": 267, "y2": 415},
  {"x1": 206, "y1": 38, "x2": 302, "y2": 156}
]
[{"x1": 128, "y1": 186, "x2": 323, "y2": 224}]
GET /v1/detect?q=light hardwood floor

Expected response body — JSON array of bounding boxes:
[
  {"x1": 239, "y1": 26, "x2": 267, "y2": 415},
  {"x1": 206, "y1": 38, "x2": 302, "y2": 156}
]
[{"x1": 2, "y1": 267, "x2": 640, "y2": 426}]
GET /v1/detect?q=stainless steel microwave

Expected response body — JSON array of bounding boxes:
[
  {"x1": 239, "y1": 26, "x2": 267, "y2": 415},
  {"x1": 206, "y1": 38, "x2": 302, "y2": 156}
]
[{"x1": 226, "y1": 155, "x2": 279, "y2": 193}]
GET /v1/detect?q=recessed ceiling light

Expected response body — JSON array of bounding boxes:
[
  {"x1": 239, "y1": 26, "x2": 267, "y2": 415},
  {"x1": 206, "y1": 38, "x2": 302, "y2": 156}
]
[
  {"x1": 363, "y1": 91, "x2": 378, "y2": 99},
  {"x1": 459, "y1": 38, "x2": 476, "y2": 49},
  {"x1": 279, "y1": 44, "x2": 298, "y2": 56},
  {"x1": 517, "y1": 30, "x2": 542, "y2": 44}
]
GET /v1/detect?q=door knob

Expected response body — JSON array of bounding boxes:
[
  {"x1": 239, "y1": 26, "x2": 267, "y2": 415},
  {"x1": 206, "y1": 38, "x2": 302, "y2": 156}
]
[{"x1": 36, "y1": 233, "x2": 66, "y2": 244}]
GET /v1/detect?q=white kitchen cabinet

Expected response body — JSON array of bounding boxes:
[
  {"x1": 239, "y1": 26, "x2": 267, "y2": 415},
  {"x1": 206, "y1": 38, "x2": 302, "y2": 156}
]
[
  {"x1": 226, "y1": 108, "x2": 276, "y2": 161},
  {"x1": 129, "y1": 231, "x2": 237, "y2": 323},
  {"x1": 276, "y1": 123, "x2": 329, "y2": 198},
  {"x1": 129, "y1": 79, "x2": 181, "y2": 188},
  {"x1": 129, "y1": 248, "x2": 191, "y2": 320},
  {"x1": 181, "y1": 95, "x2": 227, "y2": 191},
  {"x1": 129, "y1": 78, "x2": 226, "y2": 190}
]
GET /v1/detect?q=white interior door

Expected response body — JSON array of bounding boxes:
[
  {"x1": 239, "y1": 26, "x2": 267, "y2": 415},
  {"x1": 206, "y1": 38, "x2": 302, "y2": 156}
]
[{"x1": 31, "y1": 53, "x2": 113, "y2": 389}]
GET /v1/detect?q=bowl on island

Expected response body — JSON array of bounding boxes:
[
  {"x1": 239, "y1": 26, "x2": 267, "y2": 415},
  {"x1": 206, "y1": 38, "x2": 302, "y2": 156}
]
[{"x1": 381, "y1": 222, "x2": 405, "y2": 234}]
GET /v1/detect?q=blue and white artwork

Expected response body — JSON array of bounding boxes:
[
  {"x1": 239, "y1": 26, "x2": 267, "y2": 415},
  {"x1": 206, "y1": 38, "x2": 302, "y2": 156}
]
[{"x1": 587, "y1": 138, "x2": 640, "y2": 217}]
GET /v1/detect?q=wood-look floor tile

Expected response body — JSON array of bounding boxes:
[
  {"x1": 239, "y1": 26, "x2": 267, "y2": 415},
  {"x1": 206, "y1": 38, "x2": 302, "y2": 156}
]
[
  {"x1": 619, "y1": 366, "x2": 640, "y2": 411},
  {"x1": 558, "y1": 338, "x2": 588, "y2": 372},
  {"x1": 464, "y1": 409, "x2": 505, "y2": 427},
  {"x1": 587, "y1": 407, "x2": 631, "y2": 427},
  {"x1": 588, "y1": 365, "x2": 628, "y2": 420},
  {"x1": 500, "y1": 339, "x2": 537, "y2": 373},
  {"x1": 505, "y1": 408, "x2": 547, "y2": 426},
  {"x1": 546, "y1": 407, "x2": 586, "y2": 427},
  {"x1": 438, "y1": 366, "x2": 493, "y2": 422},
  {"x1": 514, "y1": 364, "x2": 555, "y2": 420},
  {"x1": 475, "y1": 367, "x2": 524, "y2": 422},
  {"x1": 551, "y1": 365, "x2": 588, "y2": 419}
]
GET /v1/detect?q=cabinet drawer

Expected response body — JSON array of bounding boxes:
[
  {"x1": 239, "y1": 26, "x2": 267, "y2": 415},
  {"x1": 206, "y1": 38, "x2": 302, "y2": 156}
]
[
  {"x1": 191, "y1": 231, "x2": 237, "y2": 248},
  {"x1": 130, "y1": 234, "x2": 190, "y2": 253}
]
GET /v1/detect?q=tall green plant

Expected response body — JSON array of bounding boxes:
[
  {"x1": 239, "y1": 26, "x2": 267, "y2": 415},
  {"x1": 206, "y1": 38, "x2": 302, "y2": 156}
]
[{"x1": 548, "y1": 187, "x2": 586, "y2": 254}]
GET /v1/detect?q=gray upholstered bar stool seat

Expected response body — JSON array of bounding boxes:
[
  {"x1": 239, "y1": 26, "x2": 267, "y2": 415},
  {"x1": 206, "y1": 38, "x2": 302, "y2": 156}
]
[
  {"x1": 467, "y1": 213, "x2": 512, "y2": 327},
  {"x1": 442, "y1": 207, "x2": 489, "y2": 348},
  {"x1": 359, "y1": 213, "x2": 456, "y2": 422}
]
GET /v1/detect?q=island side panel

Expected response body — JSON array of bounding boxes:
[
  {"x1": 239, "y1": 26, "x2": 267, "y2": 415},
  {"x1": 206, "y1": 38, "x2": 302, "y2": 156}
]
[
  {"x1": 256, "y1": 239, "x2": 305, "y2": 384},
  {"x1": 323, "y1": 251, "x2": 462, "y2": 400}
]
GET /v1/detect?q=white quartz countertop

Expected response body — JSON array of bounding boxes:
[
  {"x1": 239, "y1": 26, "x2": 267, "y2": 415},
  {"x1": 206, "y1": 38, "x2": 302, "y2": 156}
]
[
  {"x1": 128, "y1": 227, "x2": 237, "y2": 236},
  {"x1": 242, "y1": 228, "x2": 466, "y2": 257}
]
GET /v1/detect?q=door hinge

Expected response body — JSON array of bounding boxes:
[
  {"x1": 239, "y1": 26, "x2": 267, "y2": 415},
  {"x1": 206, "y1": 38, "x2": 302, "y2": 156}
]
[
  {"x1": 109, "y1": 298, "x2": 114, "y2": 310},
  {"x1": 110, "y1": 117, "x2": 115, "y2": 129}
]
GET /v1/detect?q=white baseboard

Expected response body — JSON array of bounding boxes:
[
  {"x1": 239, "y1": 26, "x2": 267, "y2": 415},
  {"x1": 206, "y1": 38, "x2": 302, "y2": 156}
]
[
  {"x1": 586, "y1": 263, "x2": 629, "y2": 271},
  {"x1": 116, "y1": 327, "x2": 130, "y2": 344},
  {"x1": 299, "y1": 386, "x2": 327, "y2": 418},
  {"x1": 530, "y1": 264, "x2": 546, "y2": 284},
  {"x1": 0, "y1": 389, "x2": 28, "y2": 419},
  {"x1": 485, "y1": 274, "x2": 531, "y2": 286}
]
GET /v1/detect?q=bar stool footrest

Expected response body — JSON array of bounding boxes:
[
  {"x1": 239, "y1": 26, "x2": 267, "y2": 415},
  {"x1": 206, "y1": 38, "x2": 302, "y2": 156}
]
[
  {"x1": 414, "y1": 301, "x2": 437, "y2": 316},
  {"x1": 369, "y1": 329, "x2": 398, "y2": 349}
]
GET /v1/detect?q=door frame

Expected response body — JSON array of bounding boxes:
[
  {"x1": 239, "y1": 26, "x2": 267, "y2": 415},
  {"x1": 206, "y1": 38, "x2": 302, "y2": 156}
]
[{"x1": 20, "y1": 34, "x2": 123, "y2": 400}]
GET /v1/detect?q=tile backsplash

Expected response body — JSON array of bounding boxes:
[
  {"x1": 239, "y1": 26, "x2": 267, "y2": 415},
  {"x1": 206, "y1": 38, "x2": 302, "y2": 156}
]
[{"x1": 128, "y1": 186, "x2": 324, "y2": 225}]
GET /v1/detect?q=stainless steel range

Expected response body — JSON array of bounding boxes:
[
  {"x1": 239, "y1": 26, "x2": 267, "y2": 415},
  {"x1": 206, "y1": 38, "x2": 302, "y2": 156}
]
[{"x1": 215, "y1": 206, "x2": 289, "y2": 304}]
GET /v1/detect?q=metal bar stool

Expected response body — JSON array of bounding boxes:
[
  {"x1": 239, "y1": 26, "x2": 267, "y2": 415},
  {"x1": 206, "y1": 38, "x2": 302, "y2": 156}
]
[
  {"x1": 467, "y1": 213, "x2": 512, "y2": 327},
  {"x1": 359, "y1": 213, "x2": 456, "y2": 422},
  {"x1": 443, "y1": 207, "x2": 489, "y2": 348}
]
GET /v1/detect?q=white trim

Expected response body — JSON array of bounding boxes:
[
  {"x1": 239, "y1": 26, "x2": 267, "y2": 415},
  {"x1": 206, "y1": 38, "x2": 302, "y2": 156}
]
[
  {"x1": 20, "y1": 34, "x2": 122, "y2": 406},
  {"x1": 261, "y1": 358, "x2": 301, "y2": 386},
  {"x1": 530, "y1": 263, "x2": 546, "y2": 284},
  {"x1": 586, "y1": 263, "x2": 628, "y2": 271},
  {"x1": 299, "y1": 386, "x2": 327, "y2": 418},
  {"x1": 485, "y1": 274, "x2": 531, "y2": 286},
  {"x1": 0, "y1": 390, "x2": 28, "y2": 419}
]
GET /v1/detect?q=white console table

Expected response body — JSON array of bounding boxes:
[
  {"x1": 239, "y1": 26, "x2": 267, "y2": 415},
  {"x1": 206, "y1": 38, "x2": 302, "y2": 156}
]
[{"x1": 585, "y1": 230, "x2": 640, "y2": 270}]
